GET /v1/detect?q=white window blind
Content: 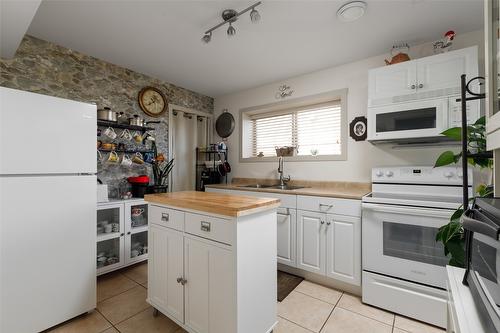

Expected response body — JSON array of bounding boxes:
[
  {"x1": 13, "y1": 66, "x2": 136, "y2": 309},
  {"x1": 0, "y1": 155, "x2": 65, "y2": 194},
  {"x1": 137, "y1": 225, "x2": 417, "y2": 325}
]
[{"x1": 251, "y1": 101, "x2": 342, "y2": 157}]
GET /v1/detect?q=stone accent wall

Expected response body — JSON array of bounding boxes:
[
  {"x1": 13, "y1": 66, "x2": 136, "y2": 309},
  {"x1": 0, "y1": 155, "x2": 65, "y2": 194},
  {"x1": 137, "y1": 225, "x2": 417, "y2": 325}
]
[{"x1": 0, "y1": 35, "x2": 213, "y2": 197}]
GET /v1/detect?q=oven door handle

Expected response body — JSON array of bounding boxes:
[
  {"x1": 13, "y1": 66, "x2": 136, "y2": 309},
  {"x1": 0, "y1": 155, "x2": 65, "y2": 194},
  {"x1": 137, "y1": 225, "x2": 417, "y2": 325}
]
[
  {"x1": 462, "y1": 210, "x2": 500, "y2": 240},
  {"x1": 362, "y1": 202, "x2": 452, "y2": 218}
]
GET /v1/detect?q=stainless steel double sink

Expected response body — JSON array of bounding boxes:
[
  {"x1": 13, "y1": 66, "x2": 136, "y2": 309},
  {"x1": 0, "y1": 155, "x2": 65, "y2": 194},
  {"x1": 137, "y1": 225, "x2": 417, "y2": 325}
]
[{"x1": 238, "y1": 184, "x2": 306, "y2": 191}]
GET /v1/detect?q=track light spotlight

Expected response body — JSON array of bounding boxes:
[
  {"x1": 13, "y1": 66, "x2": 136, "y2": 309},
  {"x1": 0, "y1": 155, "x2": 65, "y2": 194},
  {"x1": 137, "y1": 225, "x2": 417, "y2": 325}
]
[
  {"x1": 227, "y1": 23, "x2": 236, "y2": 37},
  {"x1": 201, "y1": 32, "x2": 212, "y2": 44},
  {"x1": 250, "y1": 8, "x2": 260, "y2": 23}
]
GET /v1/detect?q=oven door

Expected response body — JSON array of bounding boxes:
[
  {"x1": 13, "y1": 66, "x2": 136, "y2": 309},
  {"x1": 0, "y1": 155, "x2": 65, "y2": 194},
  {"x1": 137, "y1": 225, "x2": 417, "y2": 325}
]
[
  {"x1": 367, "y1": 98, "x2": 449, "y2": 141},
  {"x1": 362, "y1": 203, "x2": 453, "y2": 288}
]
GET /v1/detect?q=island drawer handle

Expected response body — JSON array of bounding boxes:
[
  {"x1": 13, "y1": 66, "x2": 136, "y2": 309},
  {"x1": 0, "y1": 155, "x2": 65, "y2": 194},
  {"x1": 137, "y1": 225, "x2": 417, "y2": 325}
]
[
  {"x1": 200, "y1": 221, "x2": 211, "y2": 232},
  {"x1": 161, "y1": 213, "x2": 169, "y2": 222},
  {"x1": 319, "y1": 204, "x2": 333, "y2": 210}
]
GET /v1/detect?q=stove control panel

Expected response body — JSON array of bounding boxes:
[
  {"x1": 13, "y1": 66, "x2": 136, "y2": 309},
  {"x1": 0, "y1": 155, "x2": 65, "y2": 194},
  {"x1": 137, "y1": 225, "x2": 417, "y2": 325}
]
[{"x1": 372, "y1": 166, "x2": 472, "y2": 185}]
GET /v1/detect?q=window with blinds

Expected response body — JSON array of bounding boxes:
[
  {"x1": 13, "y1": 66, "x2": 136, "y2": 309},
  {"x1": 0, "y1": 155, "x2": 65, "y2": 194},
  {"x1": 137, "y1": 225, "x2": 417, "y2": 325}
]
[{"x1": 250, "y1": 101, "x2": 342, "y2": 157}]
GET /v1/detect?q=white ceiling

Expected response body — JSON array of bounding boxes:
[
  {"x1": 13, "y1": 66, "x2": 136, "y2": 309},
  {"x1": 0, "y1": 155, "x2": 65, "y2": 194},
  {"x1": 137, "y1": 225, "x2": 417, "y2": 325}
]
[{"x1": 27, "y1": 0, "x2": 483, "y2": 97}]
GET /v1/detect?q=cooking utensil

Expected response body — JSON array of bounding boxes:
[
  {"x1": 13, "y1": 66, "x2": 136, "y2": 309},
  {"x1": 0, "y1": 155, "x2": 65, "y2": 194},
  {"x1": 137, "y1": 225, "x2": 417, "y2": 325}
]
[
  {"x1": 97, "y1": 107, "x2": 123, "y2": 122},
  {"x1": 128, "y1": 115, "x2": 145, "y2": 126},
  {"x1": 215, "y1": 111, "x2": 235, "y2": 138}
]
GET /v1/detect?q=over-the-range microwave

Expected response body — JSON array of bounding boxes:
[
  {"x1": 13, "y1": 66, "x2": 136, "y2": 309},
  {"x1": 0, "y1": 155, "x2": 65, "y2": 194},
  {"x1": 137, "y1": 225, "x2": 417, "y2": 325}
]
[{"x1": 367, "y1": 96, "x2": 480, "y2": 143}]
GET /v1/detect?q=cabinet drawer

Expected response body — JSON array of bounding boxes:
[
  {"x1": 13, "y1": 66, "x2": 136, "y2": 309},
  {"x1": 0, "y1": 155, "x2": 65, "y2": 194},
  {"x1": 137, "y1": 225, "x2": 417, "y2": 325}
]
[
  {"x1": 185, "y1": 213, "x2": 233, "y2": 245},
  {"x1": 150, "y1": 205, "x2": 184, "y2": 231},
  {"x1": 297, "y1": 195, "x2": 361, "y2": 217}
]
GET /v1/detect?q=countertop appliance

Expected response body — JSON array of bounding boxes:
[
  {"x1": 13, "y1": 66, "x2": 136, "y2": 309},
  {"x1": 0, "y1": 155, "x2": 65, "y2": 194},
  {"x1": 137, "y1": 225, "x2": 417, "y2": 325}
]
[
  {"x1": 0, "y1": 87, "x2": 97, "y2": 333},
  {"x1": 462, "y1": 197, "x2": 500, "y2": 333},
  {"x1": 362, "y1": 166, "x2": 472, "y2": 328}
]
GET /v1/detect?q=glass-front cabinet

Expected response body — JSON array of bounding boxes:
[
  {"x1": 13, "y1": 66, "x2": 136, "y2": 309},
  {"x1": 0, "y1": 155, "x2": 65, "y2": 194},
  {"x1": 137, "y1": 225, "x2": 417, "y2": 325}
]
[
  {"x1": 97, "y1": 199, "x2": 148, "y2": 275},
  {"x1": 97, "y1": 203, "x2": 125, "y2": 274},
  {"x1": 124, "y1": 202, "x2": 149, "y2": 264}
]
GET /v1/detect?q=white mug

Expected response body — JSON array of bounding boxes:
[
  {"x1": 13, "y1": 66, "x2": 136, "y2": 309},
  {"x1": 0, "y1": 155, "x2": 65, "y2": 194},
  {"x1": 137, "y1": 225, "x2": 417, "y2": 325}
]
[
  {"x1": 121, "y1": 154, "x2": 133, "y2": 167},
  {"x1": 104, "y1": 127, "x2": 117, "y2": 139},
  {"x1": 120, "y1": 129, "x2": 132, "y2": 141}
]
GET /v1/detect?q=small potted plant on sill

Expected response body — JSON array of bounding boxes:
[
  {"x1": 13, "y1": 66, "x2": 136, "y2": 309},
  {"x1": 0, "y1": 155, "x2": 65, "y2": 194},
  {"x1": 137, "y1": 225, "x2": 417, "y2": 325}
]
[
  {"x1": 148, "y1": 141, "x2": 174, "y2": 194},
  {"x1": 434, "y1": 116, "x2": 494, "y2": 267}
]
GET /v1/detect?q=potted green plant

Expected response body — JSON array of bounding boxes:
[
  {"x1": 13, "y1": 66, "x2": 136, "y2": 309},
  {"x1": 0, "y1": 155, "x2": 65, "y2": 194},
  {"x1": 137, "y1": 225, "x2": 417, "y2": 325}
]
[
  {"x1": 148, "y1": 141, "x2": 174, "y2": 194},
  {"x1": 434, "y1": 116, "x2": 493, "y2": 267}
]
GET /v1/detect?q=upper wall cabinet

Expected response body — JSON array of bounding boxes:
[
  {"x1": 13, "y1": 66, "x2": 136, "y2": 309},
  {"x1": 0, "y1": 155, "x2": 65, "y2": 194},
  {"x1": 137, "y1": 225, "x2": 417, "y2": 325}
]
[
  {"x1": 485, "y1": 0, "x2": 500, "y2": 150},
  {"x1": 368, "y1": 46, "x2": 478, "y2": 107}
]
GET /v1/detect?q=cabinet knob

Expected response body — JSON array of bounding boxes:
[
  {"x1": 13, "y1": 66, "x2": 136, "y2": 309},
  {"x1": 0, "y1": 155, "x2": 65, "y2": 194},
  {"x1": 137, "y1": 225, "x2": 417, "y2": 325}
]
[
  {"x1": 161, "y1": 213, "x2": 169, "y2": 222},
  {"x1": 127, "y1": 231, "x2": 131, "y2": 235},
  {"x1": 418, "y1": 83, "x2": 424, "y2": 88},
  {"x1": 120, "y1": 233, "x2": 124, "y2": 236},
  {"x1": 320, "y1": 220, "x2": 325, "y2": 225},
  {"x1": 177, "y1": 277, "x2": 187, "y2": 285},
  {"x1": 326, "y1": 221, "x2": 331, "y2": 226},
  {"x1": 411, "y1": 84, "x2": 416, "y2": 89}
]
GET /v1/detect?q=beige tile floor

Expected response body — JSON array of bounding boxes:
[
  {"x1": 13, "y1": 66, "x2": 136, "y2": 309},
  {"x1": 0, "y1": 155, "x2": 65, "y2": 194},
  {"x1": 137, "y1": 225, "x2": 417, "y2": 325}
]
[{"x1": 45, "y1": 262, "x2": 445, "y2": 333}]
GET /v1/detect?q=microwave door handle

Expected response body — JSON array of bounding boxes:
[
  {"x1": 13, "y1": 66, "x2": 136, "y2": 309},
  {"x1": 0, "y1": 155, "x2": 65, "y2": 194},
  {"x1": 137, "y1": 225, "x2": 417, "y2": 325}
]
[{"x1": 461, "y1": 211, "x2": 500, "y2": 240}]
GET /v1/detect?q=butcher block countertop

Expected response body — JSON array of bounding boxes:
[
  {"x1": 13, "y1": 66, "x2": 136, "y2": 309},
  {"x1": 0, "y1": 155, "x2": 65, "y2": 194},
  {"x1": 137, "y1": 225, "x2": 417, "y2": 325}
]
[
  {"x1": 144, "y1": 191, "x2": 280, "y2": 217},
  {"x1": 205, "y1": 178, "x2": 371, "y2": 200}
]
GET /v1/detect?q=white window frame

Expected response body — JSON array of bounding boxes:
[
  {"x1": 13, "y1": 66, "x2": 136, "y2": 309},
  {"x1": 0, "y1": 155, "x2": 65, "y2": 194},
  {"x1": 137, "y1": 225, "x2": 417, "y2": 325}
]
[{"x1": 239, "y1": 89, "x2": 348, "y2": 162}]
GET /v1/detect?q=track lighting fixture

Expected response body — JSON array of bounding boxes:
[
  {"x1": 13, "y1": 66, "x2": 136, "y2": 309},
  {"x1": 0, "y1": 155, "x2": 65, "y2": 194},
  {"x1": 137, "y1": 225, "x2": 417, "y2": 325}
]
[{"x1": 201, "y1": 1, "x2": 261, "y2": 43}]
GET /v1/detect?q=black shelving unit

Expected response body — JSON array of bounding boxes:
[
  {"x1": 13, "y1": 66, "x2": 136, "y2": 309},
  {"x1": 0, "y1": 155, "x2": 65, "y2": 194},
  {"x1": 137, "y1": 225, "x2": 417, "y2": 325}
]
[
  {"x1": 97, "y1": 120, "x2": 156, "y2": 132},
  {"x1": 195, "y1": 148, "x2": 228, "y2": 191},
  {"x1": 457, "y1": 74, "x2": 493, "y2": 285}
]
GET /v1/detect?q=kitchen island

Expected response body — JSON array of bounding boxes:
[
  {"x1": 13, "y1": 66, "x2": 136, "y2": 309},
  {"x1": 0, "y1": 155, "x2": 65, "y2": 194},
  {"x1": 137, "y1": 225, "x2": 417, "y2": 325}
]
[{"x1": 144, "y1": 191, "x2": 280, "y2": 333}]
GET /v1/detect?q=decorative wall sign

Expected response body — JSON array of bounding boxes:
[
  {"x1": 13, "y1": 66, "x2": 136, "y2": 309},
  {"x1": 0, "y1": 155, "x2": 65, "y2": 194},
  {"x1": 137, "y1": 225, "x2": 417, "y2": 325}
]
[
  {"x1": 349, "y1": 116, "x2": 367, "y2": 141},
  {"x1": 275, "y1": 84, "x2": 294, "y2": 99}
]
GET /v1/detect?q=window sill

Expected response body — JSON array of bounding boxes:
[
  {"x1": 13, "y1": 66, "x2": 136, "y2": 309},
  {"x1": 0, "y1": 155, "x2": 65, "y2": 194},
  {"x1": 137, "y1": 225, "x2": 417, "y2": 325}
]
[{"x1": 239, "y1": 154, "x2": 347, "y2": 163}]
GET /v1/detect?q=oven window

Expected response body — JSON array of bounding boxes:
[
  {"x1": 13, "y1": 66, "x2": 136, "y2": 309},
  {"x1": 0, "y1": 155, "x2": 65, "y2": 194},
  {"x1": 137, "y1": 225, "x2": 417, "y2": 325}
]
[
  {"x1": 471, "y1": 235, "x2": 500, "y2": 309},
  {"x1": 383, "y1": 222, "x2": 448, "y2": 266},
  {"x1": 376, "y1": 108, "x2": 437, "y2": 133}
]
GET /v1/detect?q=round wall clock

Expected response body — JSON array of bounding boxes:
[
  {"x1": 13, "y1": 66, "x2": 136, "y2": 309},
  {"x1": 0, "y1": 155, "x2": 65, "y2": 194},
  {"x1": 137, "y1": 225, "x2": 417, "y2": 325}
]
[{"x1": 138, "y1": 87, "x2": 167, "y2": 117}]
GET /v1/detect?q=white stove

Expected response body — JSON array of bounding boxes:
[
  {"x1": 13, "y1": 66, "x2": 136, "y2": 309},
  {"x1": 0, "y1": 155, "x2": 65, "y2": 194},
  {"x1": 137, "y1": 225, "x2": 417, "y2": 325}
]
[{"x1": 361, "y1": 166, "x2": 472, "y2": 328}]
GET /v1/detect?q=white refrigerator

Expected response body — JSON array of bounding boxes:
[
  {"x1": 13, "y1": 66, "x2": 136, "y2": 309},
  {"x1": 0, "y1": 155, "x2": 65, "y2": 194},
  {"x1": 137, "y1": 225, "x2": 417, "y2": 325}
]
[{"x1": 0, "y1": 87, "x2": 97, "y2": 333}]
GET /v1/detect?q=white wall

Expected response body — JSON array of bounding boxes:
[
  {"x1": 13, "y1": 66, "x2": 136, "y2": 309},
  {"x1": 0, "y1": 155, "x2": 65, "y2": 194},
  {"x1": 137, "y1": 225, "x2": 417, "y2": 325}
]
[{"x1": 214, "y1": 30, "x2": 484, "y2": 183}]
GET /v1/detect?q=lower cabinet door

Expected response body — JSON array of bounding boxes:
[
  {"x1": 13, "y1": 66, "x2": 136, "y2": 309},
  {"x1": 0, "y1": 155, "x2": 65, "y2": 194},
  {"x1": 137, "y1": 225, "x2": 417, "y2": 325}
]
[
  {"x1": 296, "y1": 210, "x2": 326, "y2": 274},
  {"x1": 326, "y1": 214, "x2": 361, "y2": 285},
  {"x1": 148, "y1": 225, "x2": 184, "y2": 323},
  {"x1": 184, "y1": 237, "x2": 235, "y2": 333},
  {"x1": 277, "y1": 208, "x2": 296, "y2": 267}
]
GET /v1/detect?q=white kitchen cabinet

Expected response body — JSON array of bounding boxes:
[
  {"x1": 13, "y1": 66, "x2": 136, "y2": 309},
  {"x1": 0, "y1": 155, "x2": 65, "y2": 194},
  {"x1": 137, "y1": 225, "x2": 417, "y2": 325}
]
[
  {"x1": 124, "y1": 201, "x2": 149, "y2": 265},
  {"x1": 184, "y1": 236, "x2": 234, "y2": 333},
  {"x1": 147, "y1": 200, "x2": 277, "y2": 333},
  {"x1": 485, "y1": 0, "x2": 500, "y2": 152},
  {"x1": 97, "y1": 199, "x2": 148, "y2": 276},
  {"x1": 148, "y1": 225, "x2": 184, "y2": 323},
  {"x1": 368, "y1": 46, "x2": 478, "y2": 107},
  {"x1": 326, "y1": 214, "x2": 361, "y2": 285},
  {"x1": 277, "y1": 207, "x2": 297, "y2": 267},
  {"x1": 297, "y1": 210, "x2": 326, "y2": 275},
  {"x1": 206, "y1": 187, "x2": 362, "y2": 287},
  {"x1": 416, "y1": 47, "x2": 477, "y2": 95},
  {"x1": 368, "y1": 61, "x2": 417, "y2": 106}
]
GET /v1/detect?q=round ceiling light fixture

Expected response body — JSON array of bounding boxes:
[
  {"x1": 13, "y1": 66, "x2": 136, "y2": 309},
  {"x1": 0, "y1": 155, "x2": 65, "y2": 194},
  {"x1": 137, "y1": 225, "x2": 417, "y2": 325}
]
[{"x1": 337, "y1": 1, "x2": 367, "y2": 22}]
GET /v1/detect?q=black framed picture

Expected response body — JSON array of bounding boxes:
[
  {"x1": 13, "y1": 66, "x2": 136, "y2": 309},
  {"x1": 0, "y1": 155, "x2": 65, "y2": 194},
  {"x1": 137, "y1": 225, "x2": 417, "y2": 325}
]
[{"x1": 349, "y1": 116, "x2": 367, "y2": 141}]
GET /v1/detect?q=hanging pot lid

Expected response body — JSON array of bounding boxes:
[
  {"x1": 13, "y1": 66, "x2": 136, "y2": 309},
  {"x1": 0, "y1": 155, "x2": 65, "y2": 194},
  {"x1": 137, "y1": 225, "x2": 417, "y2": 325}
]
[{"x1": 215, "y1": 110, "x2": 235, "y2": 138}]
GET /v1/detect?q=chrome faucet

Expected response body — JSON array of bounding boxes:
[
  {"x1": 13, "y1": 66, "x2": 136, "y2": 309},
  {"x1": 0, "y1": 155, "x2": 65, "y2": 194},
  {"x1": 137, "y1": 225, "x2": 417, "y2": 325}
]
[{"x1": 278, "y1": 156, "x2": 291, "y2": 187}]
